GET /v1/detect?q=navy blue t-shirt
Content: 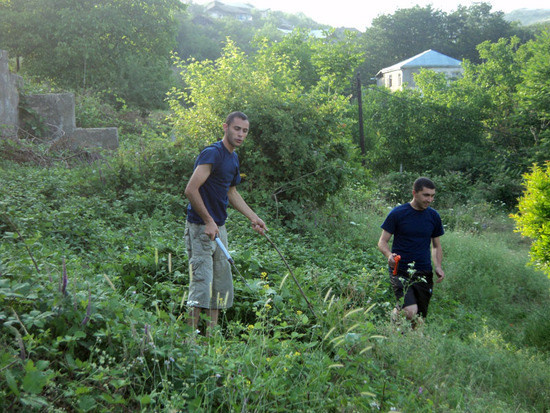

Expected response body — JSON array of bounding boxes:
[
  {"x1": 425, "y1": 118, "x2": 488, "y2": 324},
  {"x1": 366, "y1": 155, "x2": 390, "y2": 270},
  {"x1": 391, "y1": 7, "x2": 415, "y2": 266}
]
[
  {"x1": 186, "y1": 141, "x2": 241, "y2": 226},
  {"x1": 381, "y1": 203, "x2": 444, "y2": 272}
]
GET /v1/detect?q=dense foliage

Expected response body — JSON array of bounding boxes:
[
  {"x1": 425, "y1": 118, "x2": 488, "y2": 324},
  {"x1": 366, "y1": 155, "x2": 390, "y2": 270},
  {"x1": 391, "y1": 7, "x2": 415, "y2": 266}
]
[
  {"x1": 2, "y1": 2, "x2": 550, "y2": 411},
  {"x1": 1, "y1": 152, "x2": 549, "y2": 411},
  {"x1": 511, "y1": 162, "x2": 550, "y2": 277},
  {"x1": 167, "y1": 36, "x2": 363, "y2": 221},
  {"x1": 2, "y1": 1, "x2": 538, "y2": 109},
  {"x1": 174, "y1": 3, "x2": 323, "y2": 62},
  {"x1": 359, "y1": 31, "x2": 550, "y2": 207},
  {"x1": 0, "y1": 0, "x2": 184, "y2": 108}
]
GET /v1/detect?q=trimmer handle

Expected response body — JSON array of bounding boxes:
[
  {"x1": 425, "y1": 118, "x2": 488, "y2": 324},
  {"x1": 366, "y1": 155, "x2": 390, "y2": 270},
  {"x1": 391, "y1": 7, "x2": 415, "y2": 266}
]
[
  {"x1": 392, "y1": 255, "x2": 401, "y2": 275},
  {"x1": 215, "y1": 236, "x2": 234, "y2": 264}
]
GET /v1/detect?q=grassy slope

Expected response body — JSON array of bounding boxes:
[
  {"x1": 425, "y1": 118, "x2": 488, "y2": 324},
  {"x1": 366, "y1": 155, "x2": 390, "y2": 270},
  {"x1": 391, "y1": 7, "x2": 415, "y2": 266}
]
[{"x1": 1, "y1": 158, "x2": 549, "y2": 412}]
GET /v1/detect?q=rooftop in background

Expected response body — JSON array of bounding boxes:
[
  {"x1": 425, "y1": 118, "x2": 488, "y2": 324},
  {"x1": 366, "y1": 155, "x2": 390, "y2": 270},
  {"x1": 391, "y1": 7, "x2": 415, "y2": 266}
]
[
  {"x1": 378, "y1": 50, "x2": 462, "y2": 75},
  {"x1": 204, "y1": 1, "x2": 269, "y2": 21}
]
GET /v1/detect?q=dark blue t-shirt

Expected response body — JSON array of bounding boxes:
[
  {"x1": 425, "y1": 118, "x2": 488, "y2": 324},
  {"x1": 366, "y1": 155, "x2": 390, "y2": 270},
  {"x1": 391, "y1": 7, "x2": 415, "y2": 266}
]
[
  {"x1": 186, "y1": 141, "x2": 241, "y2": 226},
  {"x1": 381, "y1": 203, "x2": 444, "y2": 272}
]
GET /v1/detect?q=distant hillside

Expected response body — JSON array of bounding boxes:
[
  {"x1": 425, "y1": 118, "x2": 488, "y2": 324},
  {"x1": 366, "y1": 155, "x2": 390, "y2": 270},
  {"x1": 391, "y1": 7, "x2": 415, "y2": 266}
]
[{"x1": 504, "y1": 8, "x2": 550, "y2": 26}]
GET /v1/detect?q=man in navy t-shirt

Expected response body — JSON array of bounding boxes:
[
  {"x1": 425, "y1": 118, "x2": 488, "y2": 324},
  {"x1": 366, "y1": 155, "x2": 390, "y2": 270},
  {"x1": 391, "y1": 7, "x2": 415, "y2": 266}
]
[
  {"x1": 184, "y1": 112, "x2": 266, "y2": 333},
  {"x1": 378, "y1": 177, "x2": 445, "y2": 325}
]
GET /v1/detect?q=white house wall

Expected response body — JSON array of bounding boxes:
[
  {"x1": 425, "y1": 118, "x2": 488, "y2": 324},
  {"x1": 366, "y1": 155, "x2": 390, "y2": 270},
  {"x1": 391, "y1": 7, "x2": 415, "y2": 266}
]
[{"x1": 378, "y1": 67, "x2": 463, "y2": 91}]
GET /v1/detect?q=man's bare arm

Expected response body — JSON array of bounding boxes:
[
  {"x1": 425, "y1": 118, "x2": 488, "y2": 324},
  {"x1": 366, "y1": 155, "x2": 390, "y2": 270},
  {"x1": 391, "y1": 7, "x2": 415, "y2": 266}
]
[
  {"x1": 184, "y1": 164, "x2": 218, "y2": 240},
  {"x1": 378, "y1": 229, "x2": 398, "y2": 268},
  {"x1": 431, "y1": 236, "x2": 445, "y2": 283},
  {"x1": 228, "y1": 186, "x2": 266, "y2": 234}
]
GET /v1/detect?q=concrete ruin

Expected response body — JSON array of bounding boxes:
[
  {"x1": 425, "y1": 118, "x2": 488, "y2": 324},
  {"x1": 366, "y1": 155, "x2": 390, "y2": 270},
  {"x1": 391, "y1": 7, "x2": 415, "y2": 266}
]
[
  {"x1": 0, "y1": 50, "x2": 118, "y2": 150},
  {"x1": 0, "y1": 50, "x2": 21, "y2": 138}
]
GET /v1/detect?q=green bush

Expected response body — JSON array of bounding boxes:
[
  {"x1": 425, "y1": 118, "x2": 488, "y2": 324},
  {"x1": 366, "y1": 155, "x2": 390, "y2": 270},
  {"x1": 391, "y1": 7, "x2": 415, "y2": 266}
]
[
  {"x1": 374, "y1": 171, "x2": 418, "y2": 206},
  {"x1": 167, "y1": 39, "x2": 359, "y2": 220},
  {"x1": 511, "y1": 161, "x2": 550, "y2": 277}
]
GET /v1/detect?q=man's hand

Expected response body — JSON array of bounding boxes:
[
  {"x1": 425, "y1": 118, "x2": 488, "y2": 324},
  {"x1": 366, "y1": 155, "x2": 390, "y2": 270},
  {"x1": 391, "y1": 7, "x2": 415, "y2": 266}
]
[
  {"x1": 251, "y1": 217, "x2": 266, "y2": 235},
  {"x1": 388, "y1": 253, "x2": 400, "y2": 269},
  {"x1": 435, "y1": 267, "x2": 445, "y2": 283},
  {"x1": 204, "y1": 220, "x2": 219, "y2": 241}
]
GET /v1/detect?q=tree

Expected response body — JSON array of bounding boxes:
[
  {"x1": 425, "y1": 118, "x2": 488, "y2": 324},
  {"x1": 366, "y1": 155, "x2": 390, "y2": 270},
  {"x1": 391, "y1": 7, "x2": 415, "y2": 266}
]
[
  {"x1": 261, "y1": 29, "x2": 319, "y2": 91},
  {"x1": 172, "y1": 4, "x2": 322, "y2": 63},
  {"x1": 174, "y1": 9, "x2": 223, "y2": 62},
  {"x1": 461, "y1": 37, "x2": 527, "y2": 153},
  {"x1": 359, "y1": 2, "x2": 525, "y2": 81},
  {"x1": 408, "y1": 37, "x2": 530, "y2": 205},
  {"x1": 516, "y1": 30, "x2": 550, "y2": 164},
  {"x1": 362, "y1": 83, "x2": 486, "y2": 176},
  {"x1": 445, "y1": 3, "x2": 522, "y2": 63},
  {"x1": 310, "y1": 29, "x2": 364, "y2": 95},
  {"x1": 0, "y1": 0, "x2": 184, "y2": 109},
  {"x1": 261, "y1": 28, "x2": 364, "y2": 94},
  {"x1": 361, "y1": 5, "x2": 447, "y2": 80},
  {"x1": 511, "y1": 162, "x2": 550, "y2": 278},
  {"x1": 366, "y1": 32, "x2": 550, "y2": 207}
]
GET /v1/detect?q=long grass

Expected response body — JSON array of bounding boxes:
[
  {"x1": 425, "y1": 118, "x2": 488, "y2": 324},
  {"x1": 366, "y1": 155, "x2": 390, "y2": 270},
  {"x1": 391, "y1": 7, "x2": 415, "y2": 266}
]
[{"x1": 335, "y1": 187, "x2": 550, "y2": 412}]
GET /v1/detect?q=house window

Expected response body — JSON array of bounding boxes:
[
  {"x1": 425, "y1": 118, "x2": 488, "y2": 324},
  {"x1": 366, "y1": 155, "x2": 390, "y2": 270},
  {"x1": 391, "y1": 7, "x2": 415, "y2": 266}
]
[
  {"x1": 388, "y1": 75, "x2": 392, "y2": 87},
  {"x1": 397, "y1": 73, "x2": 402, "y2": 87}
]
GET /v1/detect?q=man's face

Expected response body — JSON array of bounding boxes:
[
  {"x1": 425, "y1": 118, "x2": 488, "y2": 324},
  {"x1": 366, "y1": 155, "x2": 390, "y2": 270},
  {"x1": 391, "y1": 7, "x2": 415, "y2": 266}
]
[
  {"x1": 412, "y1": 187, "x2": 435, "y2": 210},
  {"x1": 223, "y1": 118, "x2": 249, "y2": 150}
]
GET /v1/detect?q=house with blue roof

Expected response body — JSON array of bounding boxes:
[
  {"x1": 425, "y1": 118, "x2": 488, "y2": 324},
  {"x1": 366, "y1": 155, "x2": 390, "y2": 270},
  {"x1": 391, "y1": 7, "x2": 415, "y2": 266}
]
[{"x1": 375, "y1": 49, "x2": 463, "y2": 91}]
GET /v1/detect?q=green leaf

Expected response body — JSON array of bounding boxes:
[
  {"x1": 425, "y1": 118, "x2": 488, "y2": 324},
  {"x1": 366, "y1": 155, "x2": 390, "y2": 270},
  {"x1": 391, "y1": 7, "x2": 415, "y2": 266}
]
[
  {"x1": 4, "y1": 370, "x2": 20, "y2": 396},
  {"x1": 77, "y1": 395, "x2": 97, "y2": 412},
  {"x1": 35, "y1": 360, "x2": 50, "y2": 370},
  {"x1": 140, "y1": 394, "x2": 153, "y2": 405},
  {"x1": 22, "y1": 369, "x2": 48, "y2": 394},
  {"x1": 76, "y1": 386, "x2": 91, "y2": 395},
  {"x1": 20, "y1": 395, "x2": 49, "y2": 408}
]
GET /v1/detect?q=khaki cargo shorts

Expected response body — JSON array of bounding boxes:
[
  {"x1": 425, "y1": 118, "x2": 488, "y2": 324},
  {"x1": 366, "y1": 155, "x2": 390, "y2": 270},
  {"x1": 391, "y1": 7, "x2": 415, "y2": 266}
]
[{"x1": 184, "y1": 222, "x2": 233, "y2": 309}]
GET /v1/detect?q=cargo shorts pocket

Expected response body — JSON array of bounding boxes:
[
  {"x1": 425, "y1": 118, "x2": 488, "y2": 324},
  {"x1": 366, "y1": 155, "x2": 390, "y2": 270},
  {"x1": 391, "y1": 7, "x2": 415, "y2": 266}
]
[{"x1": 189, "y1": 255, "x2": 209, "y2": 283}]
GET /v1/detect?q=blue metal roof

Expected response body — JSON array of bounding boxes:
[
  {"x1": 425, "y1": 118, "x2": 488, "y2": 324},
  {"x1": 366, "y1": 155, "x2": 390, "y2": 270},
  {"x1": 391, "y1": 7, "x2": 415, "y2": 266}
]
[{"x1": 380, "y1": 50, "x2": 462, "y2": 74}]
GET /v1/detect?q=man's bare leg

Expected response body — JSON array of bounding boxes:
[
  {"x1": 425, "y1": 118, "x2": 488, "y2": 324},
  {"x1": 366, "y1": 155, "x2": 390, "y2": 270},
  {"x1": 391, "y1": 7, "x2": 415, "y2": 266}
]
[
  {"x1": 187, "y1": 307, "x2": 219, "y2": 336},
  {"x1": 403, "y1": 304, "x2": 418, "y2": 321},
  {"x1": 403, "y1": 304, "x2": 424, "y2": 329},
  {"x1": 187, "y1": 307, "x2": 202, "y2": 330},
  {"x1": 205, "y1": 309, "x2": 219, "y2": 336}
]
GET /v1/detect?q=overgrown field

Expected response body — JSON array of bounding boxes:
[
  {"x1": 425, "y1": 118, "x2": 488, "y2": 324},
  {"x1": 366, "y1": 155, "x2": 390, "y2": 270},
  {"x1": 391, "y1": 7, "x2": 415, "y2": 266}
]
[{"x1": 1, "y1": 153, "x2": 549, "y2": 412}]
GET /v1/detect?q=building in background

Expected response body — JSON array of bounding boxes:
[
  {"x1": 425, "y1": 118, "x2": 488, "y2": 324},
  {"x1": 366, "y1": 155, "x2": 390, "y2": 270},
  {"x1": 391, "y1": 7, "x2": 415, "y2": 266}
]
[
  {"x1": 205, "y1": 1, "x2": 267, "y2": 21},
  {"x1": 376, "y1": 50, "x2": 463, "y2": 92}
]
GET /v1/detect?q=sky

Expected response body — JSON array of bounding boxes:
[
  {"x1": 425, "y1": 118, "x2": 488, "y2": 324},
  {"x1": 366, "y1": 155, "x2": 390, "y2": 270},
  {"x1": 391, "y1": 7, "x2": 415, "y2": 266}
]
[{"x1": 189, "y1": 0, "x2": 549, "y2": 30}]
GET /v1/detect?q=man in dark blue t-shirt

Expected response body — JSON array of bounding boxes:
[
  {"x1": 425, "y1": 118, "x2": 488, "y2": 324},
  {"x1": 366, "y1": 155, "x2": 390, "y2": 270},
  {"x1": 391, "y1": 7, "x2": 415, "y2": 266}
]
[
  {"x1": 184, "y1": 111, "x2": 266, "y2": 333},
  {"x1": 378, "y1": 177, "x2": 445, "y2": 325}
]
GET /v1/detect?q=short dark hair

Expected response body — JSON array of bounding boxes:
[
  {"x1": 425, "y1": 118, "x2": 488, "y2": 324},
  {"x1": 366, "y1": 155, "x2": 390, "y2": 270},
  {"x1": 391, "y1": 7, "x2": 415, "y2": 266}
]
[
  {"x1": 225, "y1": 111, "x2": 248, "y2": 126},
  {"x1": 413, "y1": 177, "x2": 436, "y2": 192}
]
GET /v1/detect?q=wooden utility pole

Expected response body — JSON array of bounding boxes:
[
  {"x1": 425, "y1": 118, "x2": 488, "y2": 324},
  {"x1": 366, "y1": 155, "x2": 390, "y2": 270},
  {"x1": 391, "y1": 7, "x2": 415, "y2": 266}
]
[{"x1": 357, "y1": 72, "x2": 366, "y2": 166}]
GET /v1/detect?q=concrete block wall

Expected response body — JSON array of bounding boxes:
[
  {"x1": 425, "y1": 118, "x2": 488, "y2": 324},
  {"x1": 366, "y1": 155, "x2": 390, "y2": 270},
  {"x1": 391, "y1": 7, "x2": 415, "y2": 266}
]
[
  {"x1": 24, "y1": 93, "x2": 76, "y2": 140},
  {"x1": 0, "y1": 50, "x2": 118, "y2": 150},
  {"x1": 0, "y1": 50, "x2": 21, "y2": 137}
]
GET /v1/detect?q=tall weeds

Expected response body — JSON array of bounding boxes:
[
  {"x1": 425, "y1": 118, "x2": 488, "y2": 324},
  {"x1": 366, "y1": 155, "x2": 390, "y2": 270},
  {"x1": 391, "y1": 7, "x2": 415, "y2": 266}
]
[{"x1": 1, "y1": 158, "x2": 549, "y2": 412}]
